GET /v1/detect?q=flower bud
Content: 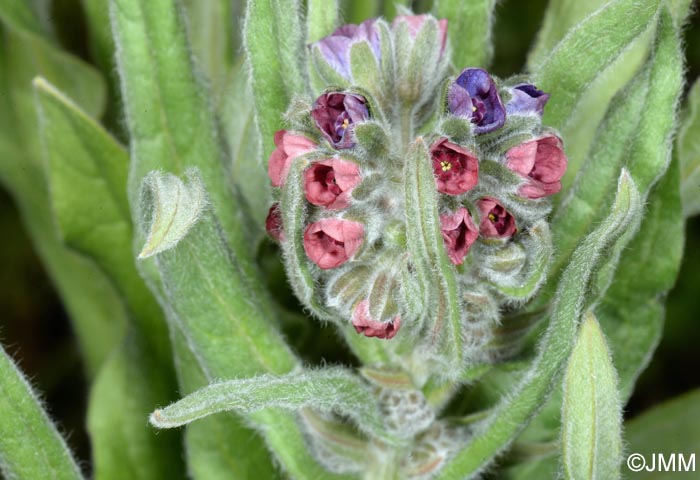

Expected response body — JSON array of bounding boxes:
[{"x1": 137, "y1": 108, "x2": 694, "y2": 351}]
[
  {"x1": 440, "y1": 207, "x2": 479, "y2": 265},
  {"x1": 311, "y1": 92, "x2": 370, "y2": 149},
  {"x1": 506, "y1": 83, "x2": 550, "y2": 116},
  {"x1": 505, "y1": 135, "x2": 568, "y2": 198},
  {"x1": 430, "y1": 138, "x2": 479, "y2": 195},
  {"x1": 265, "y1": 203, "x2": 284, "y2": 242},
  {"x1": 268, "y1": 130, "x2": 316, "y2": 187},
  {"x1": 477, "y1": 197, "x2": 516, "y2": 238},
  {"x1": 304, "y1": 158, "x2": 362, "y2": 210},
  {"x1": 392, "y1": 14, "x2": 448, "y2": 56},
  {"x1": 310, "y1": 19, "x2": 381, "y2": 81},
  {"x1": 352, "y1": 299, "x2": 401, "y2": 339},
  {"x1": 447, "y1": 68, "x2": 506, "y2": 134},
  {"x1": 303, "y1": 218, "x2": 365, "y2": 269}
]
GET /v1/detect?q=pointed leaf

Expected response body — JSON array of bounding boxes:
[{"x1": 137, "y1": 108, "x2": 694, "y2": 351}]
[
  {"x1": 151, "y1": 368, "x2": 393, "y2": 442},
  {"x1": 561, "y1": 312, "x2": 622, "y2": 480},
  {"x1": 0, "y1": 345, "x2": 83, "y2": 480},
  {"x1": 436, "y1": 171, "x2": 640, "y2": 479}
]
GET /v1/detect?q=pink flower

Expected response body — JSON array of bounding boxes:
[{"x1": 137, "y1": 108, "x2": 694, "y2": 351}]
[
  {"x1": 268, "y1": 130, "x2": 316, "y2": 187},
  {"x1": 304, "y1": 158, "x2": 362, "y2": 210},
  {"x1": 431, "y1": 138, "x2": 479, "y2": 195},
  {"x1": 265, "y1": 203, "x2": 284, "y2": 242},
  {"x1": 303, "y1": 218, "x2": 364, "y2": 269},
  {"x1": 505, "y1": 135, "x2": 568, "y2": 199},
  {"x1": 440, "y1": 207, "x2": 479, "y2": 265},
  {"x1": 393, "y1": 15, "x2": 448, "y2": 55},
  {"x1": 477, "y1": 198, "x2": 516, "y2": 238},
  {"x1": 352, "y1": 300, "x2": 401, "y2": 340}
]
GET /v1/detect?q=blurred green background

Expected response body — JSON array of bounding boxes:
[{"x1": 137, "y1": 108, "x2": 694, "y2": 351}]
[{"x1": 0, "y1": 0, "x2": 698, "y2": 466}]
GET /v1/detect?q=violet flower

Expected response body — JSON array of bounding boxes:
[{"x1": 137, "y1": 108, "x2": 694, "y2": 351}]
[
  {"x1": 311, "y1": 92, "x2": 369, "y2": 149},
  {"x1": 506, "y1": 83, "x2": 550, "y2": 116},
  {"x1": 447, "y1": 68, "x2": 506, "y2": 134},
  {"x1": 311, "y1": 19, "x2": 381, "y2": 80}
]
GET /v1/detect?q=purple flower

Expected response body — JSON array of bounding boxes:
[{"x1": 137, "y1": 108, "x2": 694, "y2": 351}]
[
  {"x1": 447, "y1": 68, "x2": 506, "y2": 134},
  {"x1": 506, "y1": 83, "x2": 550, "y2": 116},
  {"x1": 311, "y1": 92, "x2": 369, "y2": 149},
  {"x1": 311, "y1": 19, "x2": 381, "y2": 80}
]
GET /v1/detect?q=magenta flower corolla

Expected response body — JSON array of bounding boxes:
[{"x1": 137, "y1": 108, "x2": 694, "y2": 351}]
[
  {"x1": 506, "y1": 83, "x2": 550, "y2": 116},
  {"x1": 440, "y1": 207, "x2": 479, "y2": 265},
  {"x1": 265, "y1": 203, "x2": 284, "y2": 242},
  {"x1": 431, "y1": 138, "x2": 479, "y2": 195},
  {"x1": 505, "y1": 135, "x2": 568, "y2": 198},
  {"x1": 477, "y1": 198, "x2": 517, "y2": 238},
  {"x1": 311, "y1": 19, "x2": 381, "y2": 80},
  {"x1": 304, "y1": 158, "x2": 362, "y2": 210},
  {"x1": 447, "y1": 68, "x2": 506, "y2": 134},
  {"x1": 311, "y1": 92, "x2": 369, "y2": 149},
  {"x1": 303, "y1": 218, "x2": 364, "y2": 269},
  {"x1": 352, "y1": 300, "x2": 401, "y2": 340},
  {"x1": 268, "y1": 130, "x2": 316, "y2": 187},
  {"x1": 393, "y1": 14, "x2": 448, "y2": 55}
]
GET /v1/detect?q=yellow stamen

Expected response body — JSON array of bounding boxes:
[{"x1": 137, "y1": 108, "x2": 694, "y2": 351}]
[
  {"x1": 471, "y1": 105, "x2": 477, "y2": 112},
  {"x1": 488, "y1": 213, "x2": 496, "y2": 222},
  {"x1": 342, "y1": 118, "x2": 350, "y2": 130},
  {"x1": 441, "y1": 161, "x2": 452, "y2": 172}
]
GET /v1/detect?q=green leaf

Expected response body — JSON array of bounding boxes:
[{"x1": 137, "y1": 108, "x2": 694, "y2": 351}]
[
  {"x1": 624, "y1": 389, "x2": 700, "y2": 479},
  {"x1": 307, "y1": 0, "x2": 338, "y2": 43},
  {"x1": 0, "y1": 15, "x2": 122, "y2": 377},
  {"x1": 404, "y1": 139, "x2": 462, "y2": 370},
  {"x1": 432, "y1": 0, "x2": 497, "y2": 68},
  {"x1": 0, "y1": 344, "x2": 83, "y2": 480},
  {"x1": 244, "y1": 0, "x2": 307, "y2": 157},
  {"x1": 0, "y1": 0, "x2": 50, "y2": 40},
  {"x1": 87, "y1": 334, "x2": 185, "y2": 480},
  {"x1": 183, "y1": 0, "x2": 239, "y2": 98},
  {"x1": 109, "y1": 0, "x2": 252, "y2": 269},
  {"x1": 345, "y1": 0, "x2": 378, "y2": 24},
  {"x1": 436, "y1": 171, "x2": 640, "y2": 479},
  {"x1": 140, "y1": 171, "x2": 339, "y2": 479},
  {"x1": 561, "y1": 312, "x2": 622, "y2": 480},
  {"x1": 597, "y1": 150, "x2": 683, "y2": 401},
  {"x1": 527, "y1": 0, "x2": 609, "y2": 72},
  {"x1": 151, "y1": 368, "x2": 392, "y2": 442},
  {"x1": 679, "y1": 79, "x2": 700, "y2": 217},
  {"x1": 534, "y1": 0, "x2": 661, "y2": 132},
  {"x1": 549, "y1": 7, "x2": 683, "y2": 298}
]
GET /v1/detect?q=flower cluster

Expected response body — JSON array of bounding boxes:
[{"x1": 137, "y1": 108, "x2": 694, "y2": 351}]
[{"x1": 265, "y1": 14, "x2": 567, "y2": 361}]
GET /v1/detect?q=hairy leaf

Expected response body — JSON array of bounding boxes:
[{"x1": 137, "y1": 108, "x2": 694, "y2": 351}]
[
  {"x1": 0, "y1": 345, "x2": 83, "y2": 480},
  {"x1": 624, "y1": 389, "x2": 700, "y2": 479},
  {"x1": 561, "y1": 312, "x2": 622, "y2": 480},
  {"x1": 151, "y1": 368, "x2": 392, "y2": 442},
  {"x1": 307, "y1": 0, "x2": 338, "y2": 43},
  {"x1": 432, "y1": 0, "x2": 496, "y2": 68},
  {"x1": 436, "y1": 171, "x2": 640, "y2": 478}
]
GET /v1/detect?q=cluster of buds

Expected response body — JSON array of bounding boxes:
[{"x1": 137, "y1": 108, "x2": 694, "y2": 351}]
[{"x1": 266, "y1": 13, "x2": 567, "y2": 364}]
